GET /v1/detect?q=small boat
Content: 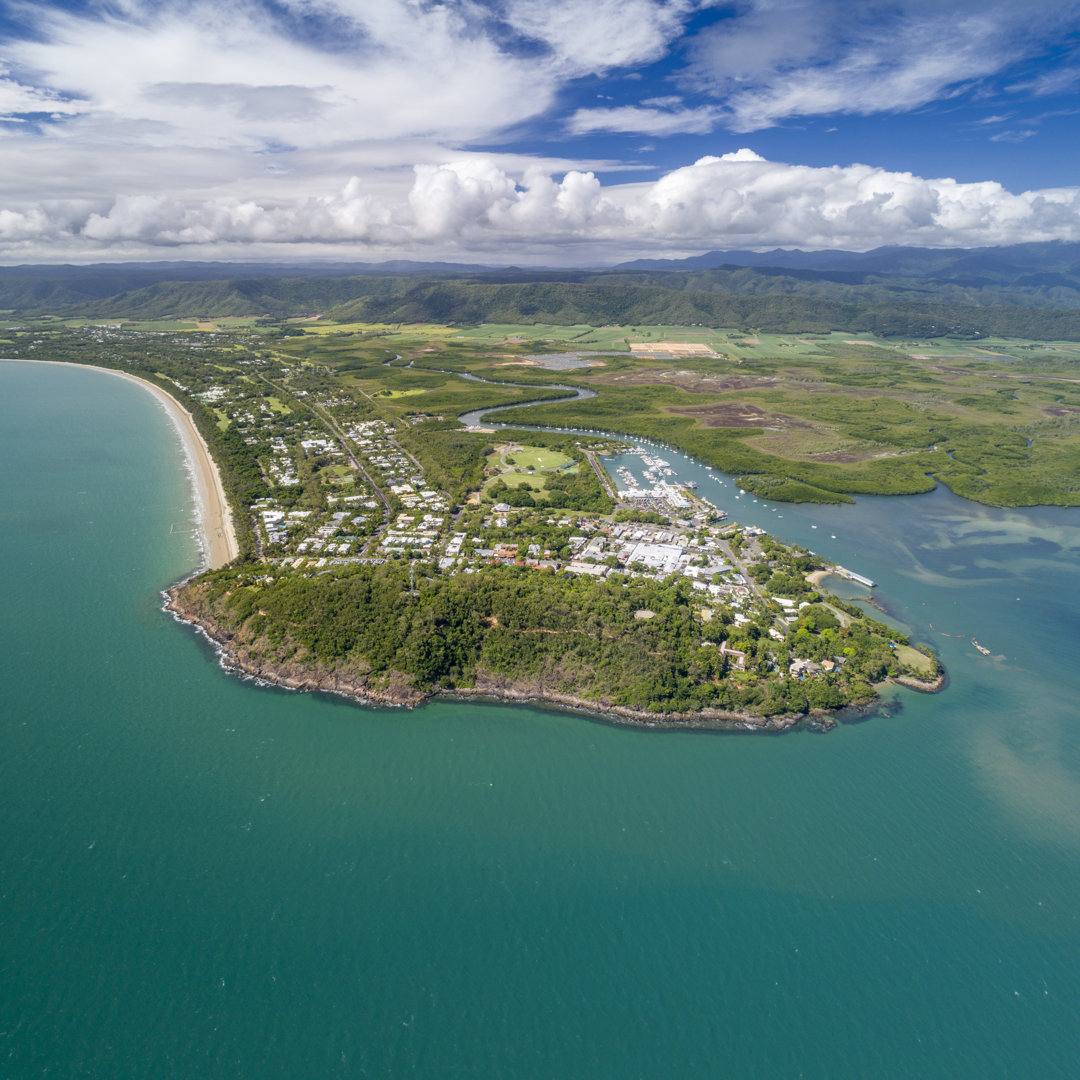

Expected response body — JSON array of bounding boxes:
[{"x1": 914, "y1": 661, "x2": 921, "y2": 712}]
[{"x1": 972, "y1": 640, "x2": 991, "y2": 655}]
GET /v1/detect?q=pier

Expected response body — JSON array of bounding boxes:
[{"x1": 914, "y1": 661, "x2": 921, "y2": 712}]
[{"x1": 834, "y1": 566, "x2": 877, "y2": 588}]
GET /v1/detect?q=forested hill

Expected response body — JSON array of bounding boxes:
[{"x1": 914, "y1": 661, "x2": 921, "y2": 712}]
[
  {"x1": 6, "y1": 246, "x2": 1080, "y2": 338},
  {"x1": 0, "y1": 259, "x2": 488, "y2": 310},
  {"x1": 615, "y1": 240, "x2": 1080, "y2": 286},
  {"x1": 323, "y1": 279, "x2": 1080, "y2": 339}
]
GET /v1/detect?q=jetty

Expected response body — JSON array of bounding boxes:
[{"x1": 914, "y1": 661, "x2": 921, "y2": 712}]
[{"x1": 834, "y1": 565, "x2": 877, "y2": 588}]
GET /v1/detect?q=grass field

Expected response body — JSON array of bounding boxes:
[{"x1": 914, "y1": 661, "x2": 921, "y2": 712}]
[
  {"x1": 484, "y1": 471, "x2": 549, "y2": 495},
  {"x1": 296, "y1": 320, "x2": 463, "y2": 339},
  {"x1": 895, "y1": 644, "x2": 935, "y2": 675},
  {"x1": 504, "y1": 446, "x2": 575, "y2": 470},
  {"x1": 123, "y1": 319, "x2": 202, "y2": 331},
  {"x1": 319, "y1": 465, "x2": 355, "y2": 480}
]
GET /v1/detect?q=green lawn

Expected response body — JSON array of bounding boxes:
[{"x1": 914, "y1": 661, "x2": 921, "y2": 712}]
[
  {"x1": 484, "y1": 471, "x2": 548, "y2": 495},
  {"x1": 895, "y1": 643, "x2": 935, "y2": 676},
  {"x1": 504, "y1": 446, "x2": 575, "y2": 470}
]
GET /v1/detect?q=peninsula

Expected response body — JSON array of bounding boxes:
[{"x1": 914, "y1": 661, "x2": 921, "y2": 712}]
[{"x1": 8, "y1": 318, "x2": 948, "y2": 730}]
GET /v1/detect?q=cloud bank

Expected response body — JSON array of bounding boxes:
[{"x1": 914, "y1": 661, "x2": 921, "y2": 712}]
[
  {"x1": 2, "y1": 0, "x2": 1080, "y2": 260},
  {"x1": 3, "y1": 150, "x2": 1080, "y2": 262}
]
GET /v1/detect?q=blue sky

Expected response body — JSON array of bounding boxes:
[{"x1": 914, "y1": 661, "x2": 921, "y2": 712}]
[{"x1": 1, "y1": 0, "x2": 1079, "y2": 263}]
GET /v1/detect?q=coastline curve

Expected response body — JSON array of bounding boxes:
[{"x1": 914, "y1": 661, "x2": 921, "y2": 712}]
[{"x1": 1, "y1": 359, "x2": 238, "y2": 570}]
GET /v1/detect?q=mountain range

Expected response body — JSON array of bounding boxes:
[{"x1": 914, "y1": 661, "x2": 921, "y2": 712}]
[{"x1": 5, "y1": 242, "x2": 1080, "y2": 339}]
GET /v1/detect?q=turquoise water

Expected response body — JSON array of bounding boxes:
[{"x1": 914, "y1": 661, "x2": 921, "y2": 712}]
[{"x1": 3, "y1": 360, "x2": 1080, "y2": 1079}]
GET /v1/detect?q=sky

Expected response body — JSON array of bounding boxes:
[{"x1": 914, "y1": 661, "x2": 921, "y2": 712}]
[{"x1": 2, "y1": 0, "x2": 1080, "y2": 265}]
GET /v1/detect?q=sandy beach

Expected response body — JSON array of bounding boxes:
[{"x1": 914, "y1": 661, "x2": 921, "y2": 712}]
[{"x1": 4, "y1": 360, "x2": 238, "y2": 569}]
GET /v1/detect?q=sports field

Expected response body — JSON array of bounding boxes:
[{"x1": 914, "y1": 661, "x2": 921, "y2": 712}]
[{"x1": 504, "y1": 446, "x2": 574, "y2": 470}]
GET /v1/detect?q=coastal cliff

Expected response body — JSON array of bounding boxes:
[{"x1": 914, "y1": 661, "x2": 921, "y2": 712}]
[
  {"x1": 165, "y1": 583, "x2": 808, "y2": 730},
  {"x1": 166, "y1": 562, "x2": 943, "y2": 733}
]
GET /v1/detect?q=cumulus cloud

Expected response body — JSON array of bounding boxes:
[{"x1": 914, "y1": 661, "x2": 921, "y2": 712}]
[
  {"x1": 3, "y1": 1, "x2": 1080, "y2": 261},
  {"x1": 5, "y1": 151, "x2": 1080, "y2": 260},
  {"x1": 78, "y1": 181, "x2": 396, "y2": 246}
]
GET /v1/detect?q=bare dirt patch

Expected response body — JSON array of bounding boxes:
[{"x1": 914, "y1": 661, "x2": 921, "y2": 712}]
[
  {"x1": 629, "y1": 341, "x2": 718, "y2": 357},
  {"x1": 667, "y1": 402, "x2": 807, "y2": 429},
  {"x1": 606, "y1": 369, "x2": 775, "y2": 394}
]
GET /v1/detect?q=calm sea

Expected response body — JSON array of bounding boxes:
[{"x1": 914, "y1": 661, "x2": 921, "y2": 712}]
[{"x1": 2, "y1": 360, "x2": 1080, "y2": 1079}]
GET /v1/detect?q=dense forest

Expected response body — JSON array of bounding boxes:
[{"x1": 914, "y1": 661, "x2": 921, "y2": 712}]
[
  {"x1": 175, "y1": 561, "x2": 931, "y2": 721},
  {"x1": 7, "y1": 244, "x2": 1080, "y2": 339}
]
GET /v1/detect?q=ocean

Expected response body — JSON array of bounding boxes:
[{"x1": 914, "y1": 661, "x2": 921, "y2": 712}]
[{"x1": 2, "y1": 359, "x2": 1079, "y2": 1078}]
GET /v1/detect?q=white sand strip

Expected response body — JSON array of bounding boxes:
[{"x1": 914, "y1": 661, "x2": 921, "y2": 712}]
[{"x1": 3, "y1": 360, "x2": 239, "y2": 569}]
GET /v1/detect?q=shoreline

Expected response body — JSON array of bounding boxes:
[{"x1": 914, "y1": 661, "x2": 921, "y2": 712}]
[
  {"x1": 164, "y1": 576, "x2": 945, "y2": 733},
  {"x1": 3, "y1": 359, "x2": 238, "y2": 570},
  {"x1": 163, "y1": 585, "x2": 898, "y2": 734}
]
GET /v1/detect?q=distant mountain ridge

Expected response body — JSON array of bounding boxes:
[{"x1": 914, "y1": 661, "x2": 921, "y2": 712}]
[
  {"x1": 0, "y1": 259, "x2": 495, "y2": 310},
  {"x1": 613, "y1": 241, "x2": 1080, "y2": 275},
  {"x1": 5, "y1": 241, "x2": 1080, "y2": 339}
]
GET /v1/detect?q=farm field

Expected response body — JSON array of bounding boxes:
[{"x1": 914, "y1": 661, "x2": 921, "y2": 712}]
[{"x1": 271, "y1": 321, "x2": 1080, "y2": 508}]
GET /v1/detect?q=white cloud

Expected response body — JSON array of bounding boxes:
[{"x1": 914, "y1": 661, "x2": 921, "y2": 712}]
[
  {"x1": 989, "y1": 129, "x2": 1037, "y2": 143},
  {"x1": 0, "y1": 72, "x2": 85, "y2": 118},
  {"x1": 568, "y1": 103, "x2": 723, "y2": 135},
  {"x1": 1007, "y1": 66, "x2": 1080, "y2": 98},
  {"x1": 500, "y1": 0, "x2": 691, "y2": 75},
  {"x1": 688, "y1": 0, "x2": 1080, "y2": 131},
  {"x1": 5, "y1": 150, "x2": 1080, "y2": 261},
  {"x1": 2, "y1": 1, "x2": 1080, "y2": 261},
  {"x1": 6, "y1": 0, "x2": 556, "y2": 151}
]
